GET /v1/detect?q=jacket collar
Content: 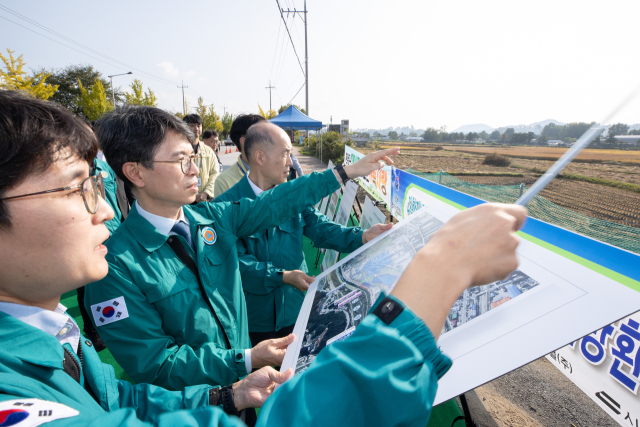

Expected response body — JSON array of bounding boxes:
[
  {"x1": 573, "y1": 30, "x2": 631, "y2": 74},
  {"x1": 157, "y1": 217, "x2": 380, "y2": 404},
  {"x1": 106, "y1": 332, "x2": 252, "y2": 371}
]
[
  {"x1": 124, "y1": 203, "x2": 216, "y2": 253},
  {"x1": 0, "y1": 311, "x2": 63, "y2": 369},
  {"x1": 237, "y1": 175, "x2": 257, "y2": 200}
]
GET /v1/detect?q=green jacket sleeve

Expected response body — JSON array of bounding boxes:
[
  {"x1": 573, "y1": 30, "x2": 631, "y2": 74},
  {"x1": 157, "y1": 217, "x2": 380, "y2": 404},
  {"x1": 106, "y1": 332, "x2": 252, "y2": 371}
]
[
  {"x1": 85, "y1": 262, "x2": 248, "y2": 390},
  {"x1": 211, "y1": 169, "x2": 340, "y2": 240},
  {"x1": 0, "y1": 394, "x2": 245, "y2": 427},
  {"x1": 116, "y1": 381, "x2": 210, "y2": 422},
  {"x1": 256, "y1": 295, "x2": 452, "y2": 427},
  {"x1": 236, "y1": 240, "x2": 284, "y2": 295},
  {"x1": 302, "y1": 206, "x2": 364, "y2": 253}
]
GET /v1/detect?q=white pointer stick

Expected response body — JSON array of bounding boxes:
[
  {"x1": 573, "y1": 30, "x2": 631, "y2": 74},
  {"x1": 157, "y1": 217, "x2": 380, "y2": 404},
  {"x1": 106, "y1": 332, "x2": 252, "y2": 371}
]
[{"x1": 515, "y1": 86, "x2": 640, "y2": 206}]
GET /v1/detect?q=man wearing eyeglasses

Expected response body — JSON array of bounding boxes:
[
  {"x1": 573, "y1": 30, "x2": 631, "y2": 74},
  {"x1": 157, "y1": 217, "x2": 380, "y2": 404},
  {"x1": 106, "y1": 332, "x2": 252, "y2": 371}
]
[
  {"x1": 183, "y1": 114, "x2": 220, "y2": 203},
  {"x1": 0, "y1": 90, "x2": 527, "y2": 426},
  {"x1": 83, "y1": 105, "x2": 402, "y2": 393}
]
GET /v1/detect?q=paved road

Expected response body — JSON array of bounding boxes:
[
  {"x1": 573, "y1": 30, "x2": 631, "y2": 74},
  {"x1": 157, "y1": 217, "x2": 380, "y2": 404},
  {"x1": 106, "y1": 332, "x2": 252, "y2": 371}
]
[{"x1": 217, "y1": 147, "x2": 240, "y2": 171}]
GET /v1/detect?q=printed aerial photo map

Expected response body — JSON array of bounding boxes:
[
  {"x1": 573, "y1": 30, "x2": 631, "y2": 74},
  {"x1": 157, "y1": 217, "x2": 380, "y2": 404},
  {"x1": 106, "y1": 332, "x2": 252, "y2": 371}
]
[{"x1": 294, "y1": 210, "x2": 541, "y2": 374}]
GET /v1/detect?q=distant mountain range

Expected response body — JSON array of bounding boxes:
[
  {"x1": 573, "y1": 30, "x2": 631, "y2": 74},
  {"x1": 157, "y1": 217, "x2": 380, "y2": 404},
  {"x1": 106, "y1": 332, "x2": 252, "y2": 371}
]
[{"x1": 453, "y1": 120, "x2": 565, "y2": 135}]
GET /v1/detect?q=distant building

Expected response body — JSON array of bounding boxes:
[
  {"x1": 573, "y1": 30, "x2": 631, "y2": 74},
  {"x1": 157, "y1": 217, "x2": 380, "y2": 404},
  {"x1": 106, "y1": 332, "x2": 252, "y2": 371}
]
[
  {"x1": 340, "y1": 120, "x2": 349, "y2": 136},
  {"x1": 614, "y1": 135, "x2": 640, "y2": 144},
  {"x1": 406, "y1": 136, "x2": 423, "y2": 142},
  {"x1": 328, "y1": 124, "x2": 341, "y2": 133},
  {"x1": 547, "y1": 140, "x2": 563, "y2": 146}
]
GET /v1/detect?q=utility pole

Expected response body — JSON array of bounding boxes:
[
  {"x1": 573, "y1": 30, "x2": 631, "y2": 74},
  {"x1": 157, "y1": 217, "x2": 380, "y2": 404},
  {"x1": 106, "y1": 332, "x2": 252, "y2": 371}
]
[
  {"x1": 107, "y1": 71, "x2": 132, "y2": 107},
  {"x1": 223, "y1": 105, "x2": 227, "y2": 116},
  {"x1": 279, "y1": 1, "x2": 309, "y2": 133},
  {"x1": 265, "y1": 81, "x2": 276, "y2": 111},
  {"x1": 177, "y1": 80, "x2": 188, "y2": 115}
]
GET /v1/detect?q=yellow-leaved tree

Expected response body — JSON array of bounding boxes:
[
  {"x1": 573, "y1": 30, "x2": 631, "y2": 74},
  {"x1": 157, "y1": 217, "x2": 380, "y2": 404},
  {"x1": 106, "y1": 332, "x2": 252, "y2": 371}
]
[
  {"x1": 125, "y1": 79, "x2": 157, "y2": 106},
  {"x1": 0, "y1": 49, "x2": 58, "y2": 99},
  {"x1": 195, "y1": 97, "x2": 223, "y2": 134},
  {"x1": 77, "y1": 79, "x2": 113, "y2": 121},
  {"x1": 258, "y1": 104, "x2": 277, "y2": 119}
]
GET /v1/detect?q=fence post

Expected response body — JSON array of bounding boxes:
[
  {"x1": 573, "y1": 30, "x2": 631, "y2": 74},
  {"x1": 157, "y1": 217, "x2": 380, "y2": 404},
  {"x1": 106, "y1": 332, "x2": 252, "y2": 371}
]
[
  {"x1": 519, "y1": 183, "x2": 524, "y2": 198},
  {"x1": 438, "y1": 170, "x2": 443, "y2": 184}
]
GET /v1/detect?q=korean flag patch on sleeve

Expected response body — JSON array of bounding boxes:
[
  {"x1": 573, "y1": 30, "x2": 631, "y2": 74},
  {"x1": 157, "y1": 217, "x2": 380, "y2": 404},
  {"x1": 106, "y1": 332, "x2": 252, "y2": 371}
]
[
  {"x1": 0, "y1": 399, "x2": 79, "y2": 426},
  {"x1": 90, "y1": 296, "x2": 129, "y2": 327}
]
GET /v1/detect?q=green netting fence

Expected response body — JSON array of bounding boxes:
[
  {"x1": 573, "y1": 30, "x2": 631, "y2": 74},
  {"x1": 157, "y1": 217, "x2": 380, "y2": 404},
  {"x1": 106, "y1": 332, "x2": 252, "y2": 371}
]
[{"x1": 405, "y1": 169, "x2": 640, "y2": 255}]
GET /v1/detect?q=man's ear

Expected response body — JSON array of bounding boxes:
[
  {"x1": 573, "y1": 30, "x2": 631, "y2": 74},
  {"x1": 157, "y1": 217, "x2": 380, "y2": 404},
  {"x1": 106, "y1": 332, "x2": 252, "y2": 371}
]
[
  {"x1": 122, "y1": 162, "x2": 145, "y2": 189},
  {"x1": 239, "y1": 136, "x2": 245, "y2": 151},
  {"x1": 255, "y1": 149, "x2": 267, "y2": 167}
]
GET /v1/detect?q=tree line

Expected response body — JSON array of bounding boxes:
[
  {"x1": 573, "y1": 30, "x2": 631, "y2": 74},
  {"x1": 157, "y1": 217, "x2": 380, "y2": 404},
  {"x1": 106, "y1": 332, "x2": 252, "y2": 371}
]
[
  {"x1": 0, "y1": 49, "x2": 235, "y2": 137},
  {"x1": 419, "y1": 122, "x2": 638, "y2": 145}
]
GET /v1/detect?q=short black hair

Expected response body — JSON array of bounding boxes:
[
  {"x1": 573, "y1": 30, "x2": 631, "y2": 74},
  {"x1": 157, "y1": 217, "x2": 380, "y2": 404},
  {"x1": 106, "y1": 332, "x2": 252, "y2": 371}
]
[
  {"x1": 0, "y1": 90, "x2": 98, "y2": 228},
  {"x1": 183, "y1": 114, "x2": 203, "y2": 125},
  {"x1": 230, "y1": 114, "x2": 266, "y2": 152},
  {"x1": 94, "y1": 105, "x2": 194, "y2": 188},
  {"x1": 202, "y1": 130, "x2": 218, "y2": 140},
  {"x1": 244, "y1": 122, "x2": 280, "y2": 163}
]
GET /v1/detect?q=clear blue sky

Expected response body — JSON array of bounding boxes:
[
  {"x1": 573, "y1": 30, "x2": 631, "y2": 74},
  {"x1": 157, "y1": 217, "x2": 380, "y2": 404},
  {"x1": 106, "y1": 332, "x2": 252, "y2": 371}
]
[{"x1": 2, "y1": 0, "x2": 639, "y2": 130}]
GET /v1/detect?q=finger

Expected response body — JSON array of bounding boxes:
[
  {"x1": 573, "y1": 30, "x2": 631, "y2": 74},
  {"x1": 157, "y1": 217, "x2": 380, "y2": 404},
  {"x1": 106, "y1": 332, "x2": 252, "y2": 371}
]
[
  {"x1": 301, "y1": 272, "x2": 314, "y2": 281},
  {"x1": 267, "y1": 367, "x2": 294, "y2": 384},
  {"x1": 379, "y1": 155, "x2": 395, "y2": 166},
  {"x1": 497, "y1": 204, "x2": 528, "y2": 231},
  {"x1": 273, "y1": 333, "x2": 296, "y2": 348},
  {"x1": 375, "y1": 147, "x2": 400, "y2": 157}
]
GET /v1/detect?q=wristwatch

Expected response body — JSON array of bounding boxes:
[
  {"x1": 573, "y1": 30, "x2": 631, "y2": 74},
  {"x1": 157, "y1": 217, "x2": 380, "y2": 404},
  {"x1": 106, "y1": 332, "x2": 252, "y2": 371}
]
[
  {"x1": 334, "y1": 164, "x2": 350, "y2": 184},
  {"x1": 209, "y1": 385, "x2": 239, "y2": 416}
]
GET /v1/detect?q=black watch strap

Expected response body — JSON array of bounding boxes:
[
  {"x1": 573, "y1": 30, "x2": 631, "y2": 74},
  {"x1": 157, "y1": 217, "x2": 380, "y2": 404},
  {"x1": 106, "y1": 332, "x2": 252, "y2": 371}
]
[
  {"x1": 220, "y1": 385, "x2": 239, "y2": 417},
  {"x1": 334, "y1": 164, "x2": 350, "y2": 183}
]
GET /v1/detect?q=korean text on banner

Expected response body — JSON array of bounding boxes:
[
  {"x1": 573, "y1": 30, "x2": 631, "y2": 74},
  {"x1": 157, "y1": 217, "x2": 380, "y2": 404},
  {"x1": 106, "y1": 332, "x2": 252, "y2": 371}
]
[
  {"x1": 546, "y1": 311, "x2": 640, "y2": 427},
  {"x1": 344, "y1": 145, "x2": 391, "y2": 208}
]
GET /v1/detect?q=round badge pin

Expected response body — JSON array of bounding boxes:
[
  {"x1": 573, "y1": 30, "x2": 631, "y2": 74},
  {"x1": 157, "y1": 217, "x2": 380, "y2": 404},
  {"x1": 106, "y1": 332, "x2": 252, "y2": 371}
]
[
  {"x1": 202, "y1": 227, "x2": 217, "y2": 245},
  {"x1": 101, "y1": 171, "x2": 108, "y2": 179}
]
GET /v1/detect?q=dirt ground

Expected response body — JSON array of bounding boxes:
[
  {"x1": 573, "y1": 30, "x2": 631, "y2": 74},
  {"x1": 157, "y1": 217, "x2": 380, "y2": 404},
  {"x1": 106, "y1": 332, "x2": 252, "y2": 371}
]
[{"x1": 355, "y1": 146, "x2": 640, "y2": 228}]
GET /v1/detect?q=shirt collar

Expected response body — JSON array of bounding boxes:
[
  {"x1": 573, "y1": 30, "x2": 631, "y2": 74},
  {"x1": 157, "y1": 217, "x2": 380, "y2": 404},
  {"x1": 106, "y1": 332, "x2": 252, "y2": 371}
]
[
  {"x1": 247, "y1": 172, "x2": 264, "y2": 197},
  {"x1": 0, "y1": 301, "x2": 80, "y2": 353},
  {"x1": 135, "y1": 201, "x2": 189, "y2": 235}
]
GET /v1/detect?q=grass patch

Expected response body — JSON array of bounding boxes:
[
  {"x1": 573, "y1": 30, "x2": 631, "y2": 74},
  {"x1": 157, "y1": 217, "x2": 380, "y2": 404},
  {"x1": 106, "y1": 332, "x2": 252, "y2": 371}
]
[
  {"x1": 558, "y1": 174, "x2": 640, "y2": 193},
  {"x1": 482, "y1": 153, "x2": 511, "y2": 167}
]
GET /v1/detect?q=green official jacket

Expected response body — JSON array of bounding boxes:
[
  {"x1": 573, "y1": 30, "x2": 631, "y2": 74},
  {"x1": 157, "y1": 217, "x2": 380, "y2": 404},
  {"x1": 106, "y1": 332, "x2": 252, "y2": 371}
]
[
  {"x1": 0, "y1": 295, "x2": 452, "y2": 427},
  {"x1": 84, "y1": 170, "x2": 342, "y2": 391},
  {"x1": 215, "y1": 175, "x2": 364, "y2": 333},
  {"x1": 93, "y1": 158, "x2": 122, "y2": 235}
]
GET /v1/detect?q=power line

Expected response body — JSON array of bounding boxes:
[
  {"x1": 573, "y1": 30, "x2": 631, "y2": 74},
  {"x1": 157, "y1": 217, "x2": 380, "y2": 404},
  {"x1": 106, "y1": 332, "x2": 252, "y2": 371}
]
[
  {"x1": 269, "y1": 17, "x2": 283, "y2": 82},
  {"x1": 287, "y1": 82, "x2": 305, "y2": 106},
  {"x1": 0, "y1": 4, "x2": 178, "y2": 87},
  {"x1": 275, "y1": 0, "x2": 305, "y2": 78}
]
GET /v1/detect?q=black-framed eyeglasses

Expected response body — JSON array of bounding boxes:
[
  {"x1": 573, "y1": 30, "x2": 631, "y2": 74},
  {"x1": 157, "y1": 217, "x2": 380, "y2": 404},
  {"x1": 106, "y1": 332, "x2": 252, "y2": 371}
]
[
  {"x1": 144, "y1": 154, "x2": 202, "y2": 175},
  {"x1": 0, "y1": 174, "x2": 105, "y2": 215}
]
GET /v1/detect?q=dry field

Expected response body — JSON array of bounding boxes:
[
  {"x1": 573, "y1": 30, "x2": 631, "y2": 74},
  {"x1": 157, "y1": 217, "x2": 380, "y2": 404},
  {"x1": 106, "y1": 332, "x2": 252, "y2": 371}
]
[{"x1": 357, "y1": 145, "x2": 640, "y2": 228}]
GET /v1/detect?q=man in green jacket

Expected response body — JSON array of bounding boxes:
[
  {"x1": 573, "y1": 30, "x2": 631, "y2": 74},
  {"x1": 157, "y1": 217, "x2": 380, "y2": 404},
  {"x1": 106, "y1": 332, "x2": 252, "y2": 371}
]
[
  {"x1": 83, "y1": 105, "x2": 400, "y2": 391},
  {"x1": 216, "y1": 122, "x2": 392, "y2": 346},
  {"x1": 0, "y1": 90, "x2": 527, "y2": 427}
]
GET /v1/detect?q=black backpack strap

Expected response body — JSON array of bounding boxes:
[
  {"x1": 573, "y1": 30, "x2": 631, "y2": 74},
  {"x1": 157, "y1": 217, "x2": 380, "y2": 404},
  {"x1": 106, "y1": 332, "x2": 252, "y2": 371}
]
[{"x1": 165, "y1": 235, "x2": 231, "y2": 349}]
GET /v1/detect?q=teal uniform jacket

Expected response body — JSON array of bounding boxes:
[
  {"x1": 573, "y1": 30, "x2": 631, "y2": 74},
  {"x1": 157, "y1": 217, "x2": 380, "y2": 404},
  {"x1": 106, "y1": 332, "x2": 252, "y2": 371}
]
[
  {"x1": 0, "y1": 296, "x2": 452, "y2": 426},
  {"x1": 84, "y1": 170, "x2": 342, "y2": 391},
  {"x1": 215, "y1": 175, "x2": 364, "y2": 333},
  {"x1": 93, "y1": 158, "x2": 122, "y2": 235}
]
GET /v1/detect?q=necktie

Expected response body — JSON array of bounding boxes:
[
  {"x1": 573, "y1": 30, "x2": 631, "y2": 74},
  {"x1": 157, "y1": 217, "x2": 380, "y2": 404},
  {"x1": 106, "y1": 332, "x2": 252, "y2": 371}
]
[{"x1": 171, "y1": 220, "x2": 193, "y2": 249}]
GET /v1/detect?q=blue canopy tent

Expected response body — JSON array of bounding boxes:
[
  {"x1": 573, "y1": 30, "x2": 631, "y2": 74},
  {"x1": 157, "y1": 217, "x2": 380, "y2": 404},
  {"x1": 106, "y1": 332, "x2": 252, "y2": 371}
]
[
  {"x1": 269, "y1": 105, "x2": 323, "y2": 130},
  {"x1": 270, "y1": 105, "x2": 327, "y2": 162}
]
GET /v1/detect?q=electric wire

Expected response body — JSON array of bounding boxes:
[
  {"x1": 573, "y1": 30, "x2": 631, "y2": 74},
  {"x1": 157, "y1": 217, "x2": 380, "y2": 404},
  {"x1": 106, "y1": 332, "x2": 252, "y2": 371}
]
[
  {"x1": 287, "y1": 82, "x2": 305, "y2": 105},
  {"x1": 269, "y1": 17, "x2": 283, "y2": 82},
  {"x1": 0, "y1": 4, "x2": 178, "y2": 87},
  {"x1": 275, "y1": 0, "x2": 306, "y2": 78}
]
